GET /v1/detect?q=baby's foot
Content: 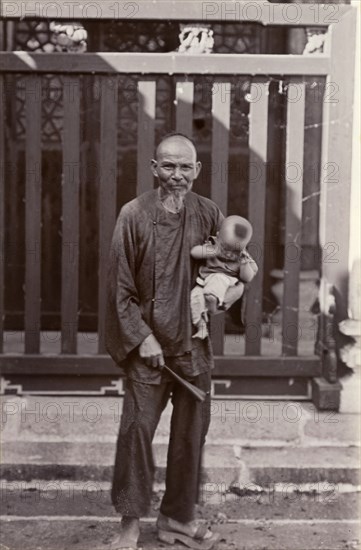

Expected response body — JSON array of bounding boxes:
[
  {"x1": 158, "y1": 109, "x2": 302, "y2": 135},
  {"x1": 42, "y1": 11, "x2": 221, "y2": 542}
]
[{"x1": 192, "y1": 319, "x2": 208, "y2": 339}]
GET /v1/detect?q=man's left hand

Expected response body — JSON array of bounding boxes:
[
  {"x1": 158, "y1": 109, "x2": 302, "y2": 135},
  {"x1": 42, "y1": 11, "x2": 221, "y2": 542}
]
[{"x1": 139, "y1": 333, "x2": 165, "y2": 369}]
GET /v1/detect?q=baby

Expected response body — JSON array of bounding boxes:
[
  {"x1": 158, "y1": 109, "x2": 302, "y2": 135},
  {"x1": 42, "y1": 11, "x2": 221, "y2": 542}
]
[{"x1": 190, "y1": 215, "x2": 258, "y2": 338}]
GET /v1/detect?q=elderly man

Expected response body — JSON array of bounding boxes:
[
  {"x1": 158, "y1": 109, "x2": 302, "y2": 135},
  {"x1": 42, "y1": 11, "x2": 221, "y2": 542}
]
[{"x1": 106, "y1": 133, "x2": 244, "y2": 550}]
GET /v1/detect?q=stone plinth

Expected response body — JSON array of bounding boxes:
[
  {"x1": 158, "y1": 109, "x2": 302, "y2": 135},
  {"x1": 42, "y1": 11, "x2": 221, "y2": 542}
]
[{"x1": 339, "y1": 259, "x2": 361, "y2": 413}]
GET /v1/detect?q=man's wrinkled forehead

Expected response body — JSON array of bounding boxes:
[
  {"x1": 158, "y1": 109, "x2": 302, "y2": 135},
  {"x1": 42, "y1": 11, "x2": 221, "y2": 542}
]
[{"x1": 155, "y1": 136, "x2": 197, "y2": 162}]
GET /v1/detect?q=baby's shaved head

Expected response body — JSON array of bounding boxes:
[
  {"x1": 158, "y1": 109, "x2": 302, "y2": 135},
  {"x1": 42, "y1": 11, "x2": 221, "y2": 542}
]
[
  {"x1": 219, "y1": 216, "x2": 253, "y2": 250},
  {"x1": 234, "y1": 223, "x2": 249, "y2": 240}
]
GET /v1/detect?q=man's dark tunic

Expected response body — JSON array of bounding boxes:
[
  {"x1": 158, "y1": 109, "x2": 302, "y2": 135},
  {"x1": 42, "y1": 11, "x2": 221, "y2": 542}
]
[
  {"x1": 106, "y1": 189, "x2": 223, "y2": 381},
  {"x1": 106, "y1": 189, "x2": 223, "y2": 521}
]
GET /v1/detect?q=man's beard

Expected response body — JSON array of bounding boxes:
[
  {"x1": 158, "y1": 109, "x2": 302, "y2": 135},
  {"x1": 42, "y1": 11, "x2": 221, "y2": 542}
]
[{"x1": 158, "y1": 185, "x2": 191, "y2": 213}]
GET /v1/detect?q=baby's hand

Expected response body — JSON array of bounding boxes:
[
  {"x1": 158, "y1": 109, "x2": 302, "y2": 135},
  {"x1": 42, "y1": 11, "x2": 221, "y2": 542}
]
[
  {"x1": 239, "y1": 250, "x2": 258, "y2": 282},
  {"x1": 191, "y1": 242, "x2": 218, "y2": 260},
  {"x1": 240, "y1": 249, "x2": 253, "y2": 263}
]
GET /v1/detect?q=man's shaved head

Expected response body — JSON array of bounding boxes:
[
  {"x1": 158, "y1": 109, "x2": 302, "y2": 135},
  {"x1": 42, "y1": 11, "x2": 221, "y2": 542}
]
[{"x1": 155, "y1": 133, "x2": 197, "y2": 160}]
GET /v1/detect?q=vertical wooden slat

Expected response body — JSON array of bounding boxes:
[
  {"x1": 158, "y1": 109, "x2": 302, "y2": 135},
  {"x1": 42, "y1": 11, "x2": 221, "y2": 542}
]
[
  {"x1": 0, "y1": 76, "x2": 4, "y2": 352},
  {"x1": 8, "y1": 76, "x2": 19, "y2": 320},
  {"x1": 79, "y1": 75, "x2": 98, "y2": 334},
  {"x1": 282, "y1": 79, "x2": 305, "y2": 356},
  {"x1": 210, "y1": 80, "x2": 231, "y2": 355},
  {"x1": 245, "y1": 79, "x2": 269, "y2": 356},
  {"x1": 137, "y1": 80, "x2": 156, "y2": 195},
  {"x1": 98, "y1": 76, "x2": 118, "y2": 353},
  {"x1": 0, "y1": 22, "x2": 5, "y2": 51},
  {"x1": 210, "y1": 80, "x2": 230, "y2": 214},
  {"x1": 175, "y1": 79, "x2": 194, "y2": 137},
  {"x1": 319, "y1": 9, "x2": 357, "y2": 320},
  {"x1": 24, "y1": 76, "x2": 42, "y2": 353},
  {"x1": 61, "y1": 76, "x2": 80, "y2": 354},
  {"x1": 5, "y1": 21, "x2": 14, "y2": 51}
]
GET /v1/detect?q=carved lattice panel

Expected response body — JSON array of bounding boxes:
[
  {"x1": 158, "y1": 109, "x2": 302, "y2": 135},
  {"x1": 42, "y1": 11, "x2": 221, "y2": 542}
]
[
  {"x1": 41, "y1": 75, "x2": 64, "y2": 142},
  {"x1": 101, "y1": 21, "x2": 179, "y2": 53},
  {"x1": 13, "y1": 20, "x2": 56, "y2": 52},
  {"x1": 12, "y1": 20, "x2": 87, "y2": 52},
  {"x1": 213, "y1": 23, "x2": 262, "y2": 54},
  {"x1": 12, "y1": 75, "x2": 63, "y2": 144},
  {"x1": 117, "y1": 75, "x2": 173, "y2": 147},
  {"x1": 118, "y1": 75, "x2": 139, "y2": 147},
  {"x1": 99, "y1": 20, "x2": 261, "y2": 55}
]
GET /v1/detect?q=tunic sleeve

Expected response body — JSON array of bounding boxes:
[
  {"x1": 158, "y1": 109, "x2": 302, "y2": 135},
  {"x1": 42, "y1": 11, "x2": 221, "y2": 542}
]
[
  {"x1": 211, "y1": 204, "x2": 224, "y2": 235},
  {"x1": 105, "y1": 205, "x2": 152, "y2": 365}
]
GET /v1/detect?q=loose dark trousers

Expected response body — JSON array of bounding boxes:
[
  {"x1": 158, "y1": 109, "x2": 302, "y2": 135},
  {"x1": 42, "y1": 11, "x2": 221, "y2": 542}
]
[{"x1": 111, "y1": 359, "x2": 211, "y2": 523}]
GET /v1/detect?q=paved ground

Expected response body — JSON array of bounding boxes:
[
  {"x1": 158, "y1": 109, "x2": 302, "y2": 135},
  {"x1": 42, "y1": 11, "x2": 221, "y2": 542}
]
[{"x1": 0, "y1": 485, "x2": 360, "y2": 550}]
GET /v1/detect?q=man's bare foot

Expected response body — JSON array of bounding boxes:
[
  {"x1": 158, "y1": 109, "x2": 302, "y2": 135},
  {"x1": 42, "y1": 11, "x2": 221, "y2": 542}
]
[
  {"x1": 157, "y1": 513, "x2": 214, "y2": 539},
  {"x1": 109, "y1": 516, "x2": 140, "y2": 549},
  {"x1": 157, "y1": 513, "x2": 219, "y2": 549}
]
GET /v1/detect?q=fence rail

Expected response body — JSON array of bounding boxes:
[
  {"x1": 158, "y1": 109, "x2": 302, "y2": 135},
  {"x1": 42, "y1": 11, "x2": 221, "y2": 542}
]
[
  {"x1": 0, "y1": 355, "x2": 322, "y2": 377},
  {"x1": 0, "y1": 1, "x2": 352, "y2": 26},
  {"x1": 0, "y1": 52, "x2": 331, "y2": 75}
]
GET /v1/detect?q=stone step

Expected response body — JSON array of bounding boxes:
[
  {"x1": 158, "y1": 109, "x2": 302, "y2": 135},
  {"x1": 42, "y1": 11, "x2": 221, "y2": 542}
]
[
  {"x1": 2, "y1": 396, "x2": 360, "y2": 447},
  {"x1": 1, "y1": 483, "x2": 359, "y2": 521},
  {"x1": 1, "y1": 441, "x2": 360, "y2": 486}
]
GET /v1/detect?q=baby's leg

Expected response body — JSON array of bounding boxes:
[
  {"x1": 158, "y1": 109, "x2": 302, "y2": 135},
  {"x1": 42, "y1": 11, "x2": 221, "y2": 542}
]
[
  {"x1": 204, "y1": 294, "x2": 219, "y2": 314},
  {"x1": 190, "y1": 285, "x2": 206, "y2": 325},
  {"x1": 203, "y1": 273, "x2": 239, "y2": 312},
  {"x1": 190, "y1": 285, "x2": 208, "y2": 339}
]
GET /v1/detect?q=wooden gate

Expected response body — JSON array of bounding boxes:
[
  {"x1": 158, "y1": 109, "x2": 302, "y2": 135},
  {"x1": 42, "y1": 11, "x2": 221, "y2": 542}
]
[{"x1": 0, "y1": 2, "x2": 357, "y2": 407}]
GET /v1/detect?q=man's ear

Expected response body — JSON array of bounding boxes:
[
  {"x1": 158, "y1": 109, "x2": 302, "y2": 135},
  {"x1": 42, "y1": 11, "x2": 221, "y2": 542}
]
[
  {"x1": 195, "y1": 160, "x2": 202, "y2": 179},
  {"x1": 151, "y1": 159, "x2": 158, "y2": 177}
]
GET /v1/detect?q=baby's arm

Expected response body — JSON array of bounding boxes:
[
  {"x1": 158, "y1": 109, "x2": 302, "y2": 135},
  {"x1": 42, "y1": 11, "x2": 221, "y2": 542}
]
[
  {"x1": 239, "y1": 250, "x2": 258, "y2": 283},
  {"x1": 191, "y1": 242, "x2": 218, "y2": 260}
]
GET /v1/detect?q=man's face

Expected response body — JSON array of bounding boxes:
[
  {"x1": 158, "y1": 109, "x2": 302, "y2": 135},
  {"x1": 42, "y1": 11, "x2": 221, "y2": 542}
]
[{"x1": 151, "y1": 137, "x2": 202, "y2": 198}]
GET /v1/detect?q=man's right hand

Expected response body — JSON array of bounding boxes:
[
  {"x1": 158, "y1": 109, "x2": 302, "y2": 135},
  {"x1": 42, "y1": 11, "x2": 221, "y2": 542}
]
[{"x1": 139, "y1": 333, "x2": 165, "y2": 369}]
